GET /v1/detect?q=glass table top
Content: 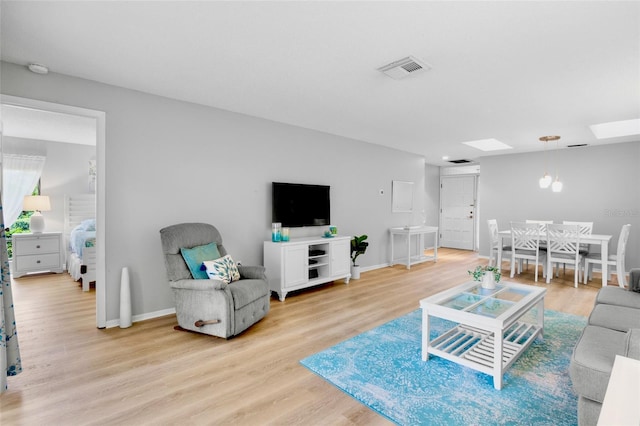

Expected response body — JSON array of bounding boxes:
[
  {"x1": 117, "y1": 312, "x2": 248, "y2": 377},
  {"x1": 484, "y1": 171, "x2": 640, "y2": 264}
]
[{"x1": 436, "y1": 283, "x2": 539, "y2": 319}]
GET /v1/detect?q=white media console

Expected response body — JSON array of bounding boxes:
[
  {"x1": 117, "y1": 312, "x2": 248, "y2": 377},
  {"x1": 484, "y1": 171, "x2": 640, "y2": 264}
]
[{"x1": 263, "y1": 236, "x2": 351, "y2": 301}]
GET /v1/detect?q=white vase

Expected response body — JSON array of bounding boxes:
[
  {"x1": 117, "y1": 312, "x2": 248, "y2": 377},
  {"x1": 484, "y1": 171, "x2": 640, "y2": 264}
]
[
  {"x1": 120, "y1": 266, "x2": 132, "y2": 328},
  {"x1": 481, "y1": 271, "x2": 496, "y2": 289}
]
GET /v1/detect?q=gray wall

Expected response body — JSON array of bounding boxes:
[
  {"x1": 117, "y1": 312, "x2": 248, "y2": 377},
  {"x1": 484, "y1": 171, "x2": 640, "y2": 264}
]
[
  {"x1": 478, "y1": 142, "x2": 640, "y2": 270},
  {"x1": 1, "y1": 61, "x2": 426, "y2": 322}
]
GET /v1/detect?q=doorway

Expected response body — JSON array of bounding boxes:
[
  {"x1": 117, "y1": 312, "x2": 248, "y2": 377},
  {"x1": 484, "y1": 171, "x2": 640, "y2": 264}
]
[{"x1": 1, "y1": 95, "x2": 106, "y2": 328}]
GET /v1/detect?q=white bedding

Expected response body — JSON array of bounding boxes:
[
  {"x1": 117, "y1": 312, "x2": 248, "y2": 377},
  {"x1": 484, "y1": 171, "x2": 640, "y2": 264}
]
[
  {"x1": 67, "y1": 251, "x2": 83, "y2": 281},
  {"x1": 67, "y1": 219, "x2": 96, "y2": 282}
]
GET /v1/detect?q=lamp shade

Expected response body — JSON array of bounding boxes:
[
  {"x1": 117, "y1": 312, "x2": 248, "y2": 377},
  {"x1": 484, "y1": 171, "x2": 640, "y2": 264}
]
[{"x1": 23, "y1": 195, "x2": 51, "y2": 212}]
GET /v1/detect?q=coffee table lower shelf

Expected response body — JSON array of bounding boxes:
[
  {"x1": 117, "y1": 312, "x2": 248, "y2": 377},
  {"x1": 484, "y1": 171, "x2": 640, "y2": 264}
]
[{"x1": 427, "y1": 322, "x2": 542, "y2": 380}]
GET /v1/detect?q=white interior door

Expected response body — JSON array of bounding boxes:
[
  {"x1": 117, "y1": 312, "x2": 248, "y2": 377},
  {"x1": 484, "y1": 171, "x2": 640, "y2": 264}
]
[{"x1": 439, "y1": 175, "x2": 477, "y2": 250}]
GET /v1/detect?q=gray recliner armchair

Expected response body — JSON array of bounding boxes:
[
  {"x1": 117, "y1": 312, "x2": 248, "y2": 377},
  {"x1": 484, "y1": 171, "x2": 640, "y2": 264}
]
[{"x1": 160, "y1": 222, "x2": 270, "y2": 338}]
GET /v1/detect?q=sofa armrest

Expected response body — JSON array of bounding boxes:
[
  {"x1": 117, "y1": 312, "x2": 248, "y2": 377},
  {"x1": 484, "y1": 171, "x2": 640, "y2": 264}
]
[
  {"x1": 169, "y1": 278, "x2": 227, "y2": 290},
  {"x1": 238, "y1": 265, "x2": 267, "y2": 280},
  {"x1": 624, "y1": 328, "x2": 640, "y2": 359}
]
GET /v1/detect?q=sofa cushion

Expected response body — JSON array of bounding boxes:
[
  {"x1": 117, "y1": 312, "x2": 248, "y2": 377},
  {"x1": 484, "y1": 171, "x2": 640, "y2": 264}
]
[
  {"x1": 589, "y1": 304, "x2": 640, "y2": 332},
  {"x1": 577, "y1": 396, "x2": 602, "y2": 426},
  {"x1": 228, "y1": 279, "x2": 268, "y2": 310},
  {"x1": 569, "y1": 325, "x2": 629, "y2": 403},
  {"x1": 595, "y1": 286, "x2": 640, "y2": 309}
]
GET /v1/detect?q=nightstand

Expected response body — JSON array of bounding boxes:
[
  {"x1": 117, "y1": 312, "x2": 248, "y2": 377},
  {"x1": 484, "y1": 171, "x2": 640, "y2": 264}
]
[{"x1": 12, "y1": 232, "x2": 64, "y2": 278}]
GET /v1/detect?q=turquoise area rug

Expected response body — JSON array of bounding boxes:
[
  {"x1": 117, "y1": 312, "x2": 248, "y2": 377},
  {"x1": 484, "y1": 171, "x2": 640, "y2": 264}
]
[{"x1": 300, "y1": 309, "x2": 586, "y2": 426}]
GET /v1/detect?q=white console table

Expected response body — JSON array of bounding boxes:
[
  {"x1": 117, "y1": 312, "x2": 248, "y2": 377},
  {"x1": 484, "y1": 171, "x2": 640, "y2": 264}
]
[
  {"x1": 264, "y1": 236, "x2": 351, "y2": 301},
  {"x1": 389, "y1": 226, "x2": 438, "y2": 269}
]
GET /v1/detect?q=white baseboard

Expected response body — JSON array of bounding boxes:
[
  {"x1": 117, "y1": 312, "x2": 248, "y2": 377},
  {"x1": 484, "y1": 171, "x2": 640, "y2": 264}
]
[
  {"x1": 360, "y1": 263, "x2": 389, "y2": 273},
  {"x1": 105, "y1": 307, "x2": 176, "y2": 329}
]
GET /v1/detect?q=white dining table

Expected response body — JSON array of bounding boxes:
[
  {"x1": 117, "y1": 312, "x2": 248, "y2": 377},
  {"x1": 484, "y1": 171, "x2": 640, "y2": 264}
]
[{"x1": 497, "y1": 230, "x2": 613, "y2": 286}]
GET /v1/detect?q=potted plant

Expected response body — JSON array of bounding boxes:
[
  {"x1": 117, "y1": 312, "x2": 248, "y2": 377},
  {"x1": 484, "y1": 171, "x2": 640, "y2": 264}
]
[
  {"x1": 350, "y1": 235, "x2": 369, "y2": 279},
  {"x1": 468, "y1": 265, "x2": 501, "y2": 289}
]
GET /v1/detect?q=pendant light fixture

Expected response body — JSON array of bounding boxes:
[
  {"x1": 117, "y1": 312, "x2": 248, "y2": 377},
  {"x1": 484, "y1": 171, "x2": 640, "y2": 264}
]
[
  {"x1": 538, "y1": 136, "x2": 562, "y2": 192},
  {"x1": 551, "y1": 136, "x2": 563, "y2": 192},
  {"x1": 538, "y1": 136, "x2": 552, "y2": 188}
]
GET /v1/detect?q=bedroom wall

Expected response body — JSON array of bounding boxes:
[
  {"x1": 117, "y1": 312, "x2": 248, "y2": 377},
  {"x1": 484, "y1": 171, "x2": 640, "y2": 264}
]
[
  {"x1": 1, "y1": 61, "x2": 426, "y2": 324},
  {"x1": 3, "y1": 136, "x2": 95, "y2": 233},
  {"x1": 478, "y1": 141, "x2": 640, "y2": 270}
]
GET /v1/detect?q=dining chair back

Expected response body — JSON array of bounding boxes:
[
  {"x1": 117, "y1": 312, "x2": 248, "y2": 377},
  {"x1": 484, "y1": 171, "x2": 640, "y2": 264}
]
[
  {"x1": 525, "y1": 220, "x2": 553, "y2": 232},
  {"x1": 487, "y1": 219, "x2": 511, "y2": 269},
  {"x1": 562, "y1": 221, "x2": 594, "y2": 235},
  {"x1": 563, "y1": 221, "x2": 594, "y2": 255},
  {"x1": 584, "y1": 224, "x2": 632, "y2": 288},
  {"x1": 510, "y1": 221, "x2": 545, "y2": 282},
  {"x1": 525, "y1": 220, "x2": 553, "y2": 251},
  {"x1": 546, "y1": 224, "x2": 582, "y2": 288}
]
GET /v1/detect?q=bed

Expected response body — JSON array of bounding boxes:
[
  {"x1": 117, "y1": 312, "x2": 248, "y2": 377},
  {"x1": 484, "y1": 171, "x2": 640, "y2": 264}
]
[{"x1": 64, "y1": 194, "x2": 96, "y2": 291}]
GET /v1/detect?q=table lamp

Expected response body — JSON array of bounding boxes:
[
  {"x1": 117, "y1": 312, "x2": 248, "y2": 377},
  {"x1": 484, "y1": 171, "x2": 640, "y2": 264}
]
[{"x1": 23, "y1": 195, "x2": 51, "y2": 233}]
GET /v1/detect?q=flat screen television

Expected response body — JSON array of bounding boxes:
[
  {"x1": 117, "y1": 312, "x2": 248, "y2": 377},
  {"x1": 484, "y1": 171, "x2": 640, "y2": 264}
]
[{"x1": 272, "y1": 182, "x2": 330, "y2": 227}]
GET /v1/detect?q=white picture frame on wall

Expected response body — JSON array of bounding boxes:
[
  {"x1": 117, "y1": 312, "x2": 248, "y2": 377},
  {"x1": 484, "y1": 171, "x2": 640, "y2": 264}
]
[{"x1": 392, "y1": 180, "x2": 414, "y2": 213}]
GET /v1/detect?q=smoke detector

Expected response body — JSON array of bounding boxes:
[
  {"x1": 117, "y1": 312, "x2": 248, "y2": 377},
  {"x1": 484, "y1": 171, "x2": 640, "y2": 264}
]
[{"x1": 377, "y1": 56, "x2": 431, "y2": 80}]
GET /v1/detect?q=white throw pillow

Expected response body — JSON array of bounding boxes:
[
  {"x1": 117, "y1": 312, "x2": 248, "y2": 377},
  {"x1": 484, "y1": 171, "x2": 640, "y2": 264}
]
[{"x1": 203, "y1": 254, "x2": 240, "y2": 284}]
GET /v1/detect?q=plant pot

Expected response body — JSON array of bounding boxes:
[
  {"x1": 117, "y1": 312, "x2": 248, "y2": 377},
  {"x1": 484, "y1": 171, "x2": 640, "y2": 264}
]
[
  {"x1": 481, "y1": 271, "x2": 496, "y2": 289},
  {"x1": 351, "y1": 265, "x2": 361, "y2": 280}
]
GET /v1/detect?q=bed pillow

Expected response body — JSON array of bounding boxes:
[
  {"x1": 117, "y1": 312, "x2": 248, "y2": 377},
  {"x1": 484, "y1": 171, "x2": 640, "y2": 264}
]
[
  {"x1": 180, "y1": 242, "x2": 221, "y2": 279},
  {"x1": 203, "y1": 255, "x2": 240, "y2": 284}
]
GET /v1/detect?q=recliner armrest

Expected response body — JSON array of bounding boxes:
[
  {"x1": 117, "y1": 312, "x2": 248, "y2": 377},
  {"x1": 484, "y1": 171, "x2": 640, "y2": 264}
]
[
  {"x1": 238, "y1": 265, "x2": 267, "y2": 280},
  {"x1": 170, "y1": 278, "x2": 227, "y2": 290}
]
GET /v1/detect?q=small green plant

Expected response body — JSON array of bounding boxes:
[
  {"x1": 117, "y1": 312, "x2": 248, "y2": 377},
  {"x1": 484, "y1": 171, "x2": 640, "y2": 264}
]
[
  {"x1": 468, "y1": 265, "x2": 501, "y2": 283},
  {"x1": 351, "y1": 235, "x2": 369, "y2": 266}
]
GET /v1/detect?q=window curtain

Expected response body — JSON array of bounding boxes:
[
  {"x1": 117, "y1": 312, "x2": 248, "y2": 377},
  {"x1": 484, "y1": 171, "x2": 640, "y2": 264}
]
[
  {"x1": 1, "y1": 198, "x2": 22, "y2": 392},
  {"x1": 2, "y1": 154, "x2": 46, "y2": 228}
]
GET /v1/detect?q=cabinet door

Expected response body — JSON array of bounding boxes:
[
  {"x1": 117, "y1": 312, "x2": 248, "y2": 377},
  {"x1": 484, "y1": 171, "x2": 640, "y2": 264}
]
[
  {"x1": 331, "y1": 239, "x2": 351, "y2": 277},
  {"x1": 283, "y1": 245, "x2": 307, "y2": 288}
]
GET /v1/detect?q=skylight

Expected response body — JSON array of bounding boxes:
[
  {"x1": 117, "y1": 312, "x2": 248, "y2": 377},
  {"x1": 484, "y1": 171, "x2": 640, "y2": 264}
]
[
  {"x1": 589, "y1": 119, "x2": 640, "y2": 139},
  {"x1": 462, "y1": 138, "x2": 513, "y2": 152}
]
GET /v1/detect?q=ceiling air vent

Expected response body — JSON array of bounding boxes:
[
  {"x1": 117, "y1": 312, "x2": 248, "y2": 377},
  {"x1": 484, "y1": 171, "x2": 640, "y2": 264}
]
[
  {"x1": 567, "y1": 144, "x2": 588, "y2": 148},
  {"x1": 448, "y1": 159, "x2": 472, "y2": 164},
  {"x1": 377, "y1": 56, "x2": 431, "y2": 80}
]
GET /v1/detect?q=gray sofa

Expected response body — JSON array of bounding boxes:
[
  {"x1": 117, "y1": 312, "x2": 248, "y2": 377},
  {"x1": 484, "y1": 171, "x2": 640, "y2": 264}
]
[{"x1": 569, "y1": 269, "x2": 640, "y2": 425}]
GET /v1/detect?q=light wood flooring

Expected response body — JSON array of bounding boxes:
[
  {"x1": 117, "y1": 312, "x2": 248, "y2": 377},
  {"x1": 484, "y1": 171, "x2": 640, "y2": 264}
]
[{"x1": 1, "y1": 248, "x2": 604, "y2": 425}]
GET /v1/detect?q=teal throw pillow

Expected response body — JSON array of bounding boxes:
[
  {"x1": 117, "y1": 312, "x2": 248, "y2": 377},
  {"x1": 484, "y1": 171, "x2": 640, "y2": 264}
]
[
  {"x1": 203, "y1": 255, "x2": 241, "y2": 284},
  {"x1": 180, "y1": 242, "x2": 221, "y2": 279}
]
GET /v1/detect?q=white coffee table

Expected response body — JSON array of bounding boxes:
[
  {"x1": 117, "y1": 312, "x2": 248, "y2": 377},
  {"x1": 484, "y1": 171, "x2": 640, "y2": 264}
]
[{"x1": 420, "y1": 281, "x2": 546, "y2": 390}]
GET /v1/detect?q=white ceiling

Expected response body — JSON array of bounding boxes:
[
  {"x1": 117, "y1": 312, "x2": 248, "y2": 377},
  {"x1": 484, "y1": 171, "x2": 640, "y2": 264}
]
[{"x1": 2, "y1": 1, "x2": 639, "y2": 165}]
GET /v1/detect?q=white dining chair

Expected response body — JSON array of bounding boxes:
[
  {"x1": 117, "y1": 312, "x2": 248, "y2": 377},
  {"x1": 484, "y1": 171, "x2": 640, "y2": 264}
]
[
  {"x1": 584, "y1": 224, "x2": 631, "y2": 288},
  {"x1": 562, "y1": 221, "x2": 593, "y2": 273},
  {"x1": 526, "y1": 219, "x2": 554, "y2": 229},
  {"x1": 523, "y1": 220, "x2": 552, "y2": 266},
  {"x1": 546, "y1": 224, "x2": 583, "y2": 288},
  {"x1": 563, "y1": 221, "x2": 593, "y2": 254},
  {"x1": 510, "y1": 222, "x2": 546, "y2": 282},
  {"x1": 487, "y1": 219, "x2": 511, "y2": 270}
]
